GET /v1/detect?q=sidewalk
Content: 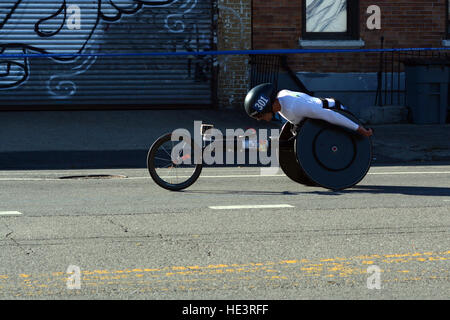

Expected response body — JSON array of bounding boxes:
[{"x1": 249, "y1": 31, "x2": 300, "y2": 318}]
[
  {"x1": 370, "y1": 123, "x2": 450, "y2": 164},
  {"x1": 0, "y1": 109, "x2": 449, "y2": 169},
  {"x1": 0, "y1": 109, "x2": 277, "y2": 169}
]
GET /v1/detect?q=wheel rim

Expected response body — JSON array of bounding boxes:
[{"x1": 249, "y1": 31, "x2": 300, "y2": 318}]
[{"x1": 152, "y1": 138, "x2": 199, "y2": 187}]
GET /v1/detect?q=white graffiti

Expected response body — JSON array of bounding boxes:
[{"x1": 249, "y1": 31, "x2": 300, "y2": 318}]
[
  {"x1": 47, "y1": 43, "x2": 99, "y2": 99},
  {"x1": 0, "y1": 0, "x2": 203, "y2": 98},
  {"x1": 165, "y1": 0, "x2": 198, "y2": 33}
]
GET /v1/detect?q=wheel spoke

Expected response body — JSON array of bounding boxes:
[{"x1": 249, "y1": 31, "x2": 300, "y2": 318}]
[
  {"x1": 161, "y1": 145, "x2": 172, "y2": 159},
  {"x1": 148, "y1": 134, "x2": 201, "y2": 190},
  {"x1": 159, "y1": 162, "x2": 174, "y2": 169},
  {"x1": 154, "y1": 156, "x2": 172, "y2": 162}
]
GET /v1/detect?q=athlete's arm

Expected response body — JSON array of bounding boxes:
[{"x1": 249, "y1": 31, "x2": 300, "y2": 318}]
[
  {"x1": 275, "y1": 95, "x2": 373, "y2": 137},
  {"x1": 300, "y1": 105, "x2": 359, "y2": 131},
  {"x1": 309, "y1": 108, "x2": 373, "y2": 137}
]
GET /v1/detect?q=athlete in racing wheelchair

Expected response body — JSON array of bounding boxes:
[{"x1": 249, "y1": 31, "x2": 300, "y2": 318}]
[
  {"x1": 244, "y1": 83, "x2": 373, "y2": 137},
  {"x1": 244, "y1": 83, "x2": 373, "y2": 191}
]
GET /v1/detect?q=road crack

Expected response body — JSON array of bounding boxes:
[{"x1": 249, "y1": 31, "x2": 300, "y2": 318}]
[
  {"x1": 108, "y1": 219, "x2": 129, "y2": 233},
  {"x1": 2, "y1": 225, "x2": 35, "y2": 256}
]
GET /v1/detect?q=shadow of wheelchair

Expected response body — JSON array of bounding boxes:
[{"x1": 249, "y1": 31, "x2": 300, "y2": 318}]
[{"x1": 184, "y1": 185, "x2": 450, "y2": 198}]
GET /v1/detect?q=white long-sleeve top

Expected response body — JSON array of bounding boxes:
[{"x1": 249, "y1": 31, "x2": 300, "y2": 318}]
[{"x1": 277, "y1": 90, "x2": 359, "y2": 131}]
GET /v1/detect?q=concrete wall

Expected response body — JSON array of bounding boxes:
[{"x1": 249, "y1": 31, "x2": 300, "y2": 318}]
[{"x1": 278, "y1": 72, "x2": 406, "y2": 117}]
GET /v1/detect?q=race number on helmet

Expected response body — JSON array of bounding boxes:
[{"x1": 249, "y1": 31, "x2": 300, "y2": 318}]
[{"x1": 244, "y1": 83, "x2": 276, "y2": 118}]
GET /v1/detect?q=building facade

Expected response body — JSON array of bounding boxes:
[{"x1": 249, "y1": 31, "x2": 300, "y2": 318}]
[
  {"x1": 0, "y1": 0, "x2": 251, "y2": 110},
  {"x1": 252, "y1": 0, "x2": 449, "y2": 117},
  {"x1": 0, "y1": 1, "x2": 448, "y2": 113}
]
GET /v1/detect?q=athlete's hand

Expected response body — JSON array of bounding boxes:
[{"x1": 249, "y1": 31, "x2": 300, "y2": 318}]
[{"x1": 356, "y1": 126, "x2": 373, "y2": 137}]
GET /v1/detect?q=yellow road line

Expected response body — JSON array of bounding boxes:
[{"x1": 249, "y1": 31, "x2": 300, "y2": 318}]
[{"x1": 0, "y1": 250, "x2": 448, "y2": 296}]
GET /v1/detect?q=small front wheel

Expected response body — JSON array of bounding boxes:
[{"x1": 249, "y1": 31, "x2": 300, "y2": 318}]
[{"x1": 147, "y1": 133, "x2": 203, "y2": 191}]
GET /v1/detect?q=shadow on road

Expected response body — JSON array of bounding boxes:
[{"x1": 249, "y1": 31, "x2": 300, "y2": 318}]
[
  {"x1": 314, "y1": 185, "x2": 450, "y2": 197},
  {"x1": 185, "y1": 185, "x2": 450, "y2": 197}
]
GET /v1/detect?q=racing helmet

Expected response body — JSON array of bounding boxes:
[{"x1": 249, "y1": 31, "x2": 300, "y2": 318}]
[{"x1": 244, "y1": 83, "x2": 276, "y2": 119}]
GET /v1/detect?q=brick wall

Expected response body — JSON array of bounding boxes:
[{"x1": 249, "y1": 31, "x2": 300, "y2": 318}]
[
  {"x1": 217, "y1": 0, "x2": 252, "y2": 108},
  {"x1": 252, "y1": 0, "x2": 447, "y2": 73}
]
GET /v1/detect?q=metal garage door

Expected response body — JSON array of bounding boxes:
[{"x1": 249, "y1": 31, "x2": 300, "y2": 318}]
[{"x1": 0, "y1": 0, "x2": 216, "y2": 109}]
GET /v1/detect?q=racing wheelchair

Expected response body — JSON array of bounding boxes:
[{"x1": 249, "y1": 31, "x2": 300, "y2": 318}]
[{"x1": 147, "y1": 109, "x2": 372, "y2": 191}]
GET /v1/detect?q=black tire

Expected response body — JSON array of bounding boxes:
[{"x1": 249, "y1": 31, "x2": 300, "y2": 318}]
[
  {"x1": 295, "y1": 109, "x2": 372, "y2": 191},
  {"x1": 147, "y1": 133, "x2": 203, "y2": 191},
  {"x1": 278, "y1": 122, "x2": 316, "y2": 186}
]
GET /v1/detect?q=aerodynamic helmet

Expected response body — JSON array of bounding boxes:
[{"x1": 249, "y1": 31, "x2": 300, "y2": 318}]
[{"x1": 244, "y1": 83, "x2": 276, "y2": 119}]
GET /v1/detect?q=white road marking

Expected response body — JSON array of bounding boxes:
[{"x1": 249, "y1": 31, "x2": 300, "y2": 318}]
[
  {"x1": 169, "y1": 174, "x2": 284, "y2": 179},
  {"x1": 0, "y1": 211, "x2": 22, "y2": 216},
  {"x1": 131, "y1": 171, "x2": 450, "y2": 179},
  {"x1": 107, "y1": 171, "x2": 450, "y2": 180},
  {"x1": 1, "y1": 171, "x2": 450, "y2": 181},
  {"x1": 209, "y1": 204, "x2": 295, "y2": 210},
  {"x1": 368, "y1": 171, "x2": 450, "y2": 175},
  {"x1": 0, "y1": 178, "x2": 60, "y2": 181}
]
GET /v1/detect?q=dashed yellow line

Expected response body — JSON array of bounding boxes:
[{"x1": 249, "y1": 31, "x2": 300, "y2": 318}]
[{"x1": 0, "y1": 250, "x2": 448, "y2": 296}]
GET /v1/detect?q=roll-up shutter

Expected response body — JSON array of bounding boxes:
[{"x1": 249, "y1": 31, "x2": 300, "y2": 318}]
[{"x1": 0, "y1": 0, "x2": 216, "y2": 109}]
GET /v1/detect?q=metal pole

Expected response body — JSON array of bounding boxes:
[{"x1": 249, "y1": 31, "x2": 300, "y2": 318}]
[
  {"x1": 375, "y1": 36, "x2": 384, "y2": 106},
  {"x1": 391, "y1": 50, "x2": 394, "y2": 105},
  {"x1": 397, "y1": 51, "x2": 401, "y2": 105}
]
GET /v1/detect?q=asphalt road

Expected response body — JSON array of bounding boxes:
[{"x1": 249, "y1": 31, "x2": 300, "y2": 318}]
[{"x1": 0, "y1": 165, "x2": 449, "y2": 299}]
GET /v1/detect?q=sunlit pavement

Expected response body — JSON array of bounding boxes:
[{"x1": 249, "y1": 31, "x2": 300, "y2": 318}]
[{"x1": 0, "y1": 165, "x2": 449, "y2": 299}]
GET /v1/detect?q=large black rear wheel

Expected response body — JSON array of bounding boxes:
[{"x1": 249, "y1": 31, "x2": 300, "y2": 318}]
[
  {"x1": 278, "y1": 122, "x2": 316, "y2": 186},
  {"x1": 295, "y1": 110, "x2": 372, "y2": 191}
]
